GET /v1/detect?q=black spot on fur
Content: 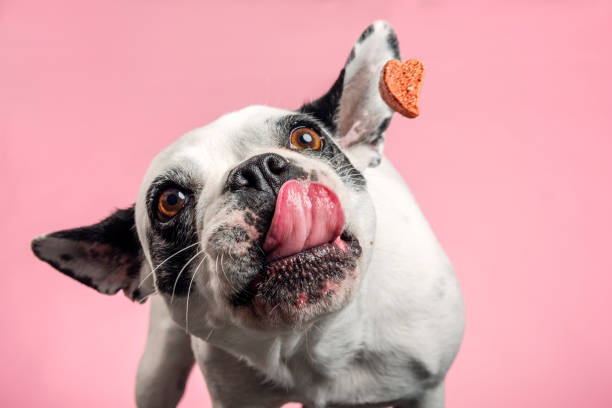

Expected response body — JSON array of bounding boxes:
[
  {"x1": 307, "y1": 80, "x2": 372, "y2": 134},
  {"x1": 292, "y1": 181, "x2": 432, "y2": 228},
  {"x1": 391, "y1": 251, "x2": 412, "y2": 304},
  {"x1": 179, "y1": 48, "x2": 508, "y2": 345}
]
[
  {"x1": 243, "y1": 211, "x2": 256, "y2": 226},
  {"x1": 358, "y1": 24, "x2": 374, "y2": 43},
  {"x1": 387, "y1": 31, "x2": 400, "y2": 59},
  {"x1": 346, "y1": 47, "x2": 356, "y2": 64},
  {"x1": 232, "y1": 190, "x2": 276, "y2": 236},
  {"x1": 132, "y1": 288, "x2": 141, "y2": 300},
  {"x1": 222, "y1": 226, "x2": 249, "y2": 243},
  {"x1": 377, "y1": 116, "x2": 392, "y2": 135},
  {"x1": 60, "y1": 253, "x2": 73, "y2": 261},
  {"x1": 409, "y1": 358, "x2": 433, "y2": 382},
  {"x1": 299, "y1": 69, "x2": 345, "y2": 135}
]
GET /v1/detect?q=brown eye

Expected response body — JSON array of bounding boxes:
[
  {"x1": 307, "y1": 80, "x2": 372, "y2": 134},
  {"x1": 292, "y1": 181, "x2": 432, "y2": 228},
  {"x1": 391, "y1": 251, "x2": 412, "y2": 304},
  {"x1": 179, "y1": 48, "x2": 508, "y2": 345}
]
[
  {"x1": 157, "y1": 188, "x2": 187, "y2": 220},
  {"x1": 290, "y1": 127, "x2": 322, "y2": 150}
]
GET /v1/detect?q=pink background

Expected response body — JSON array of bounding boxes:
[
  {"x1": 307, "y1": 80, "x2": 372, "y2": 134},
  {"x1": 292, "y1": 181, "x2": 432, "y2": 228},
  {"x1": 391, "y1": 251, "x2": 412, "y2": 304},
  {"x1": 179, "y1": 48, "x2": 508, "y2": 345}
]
[{"x1": 2, "y1": 1, "x2": 611, "y2": 407}]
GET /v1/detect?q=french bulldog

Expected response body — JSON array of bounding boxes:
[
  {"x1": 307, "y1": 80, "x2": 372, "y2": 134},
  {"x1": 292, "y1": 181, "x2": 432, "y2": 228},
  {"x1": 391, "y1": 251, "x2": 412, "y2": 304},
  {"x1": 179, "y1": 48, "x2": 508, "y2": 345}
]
[{"x1": 32, "y1": 21, "x2": 464, "y2": 408}]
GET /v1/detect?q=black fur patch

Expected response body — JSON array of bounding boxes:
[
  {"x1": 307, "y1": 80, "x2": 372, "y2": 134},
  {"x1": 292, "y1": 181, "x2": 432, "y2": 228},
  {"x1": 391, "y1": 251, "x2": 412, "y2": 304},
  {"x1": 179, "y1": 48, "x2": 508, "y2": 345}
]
[
  {"x1": 146, "y1": 173, "x2": 202, "y2": 296},
  {"x1": 231, "y1": 189, "x2": 277, "y2": 235},
  {"x1": 298, "y1": 69, "x2": 345, "y2": 135},
  {"x1": 346, "y1": 47, "x2": 356, "y2": 64},
  {"x1": 277, "y1": 114, "x2": 366, "y2": 189},
  {"x1": 357, "y1": 24, "x2": 375, "y2": 43},
  {"x1": 32, "y1": 207, "x2": 142, "y2": 295},
  {"x1": 387, "y1": 31, "x2": 400, "y2": 60},
  {"x1": 60, "y1": 253, "x2": 73, "y2": 261},
  {"x1": 377, "y1": 116, "x2": 392, "y2": 135},
  {"x1": 243, "y1": 211, "x2": 256, "y2": 226},
  {"x1": 221, "y1": 226, "x2": 250, "y2": 243},
  {"x1": 408, "y1": 358, "x2": 433, "y2": 382},
  {"x1": 147, "y1": 228, "x2": 200, "y2": 296},
  {"x1": 49, "y1": 207, "x2": 140, "y2": 257}
]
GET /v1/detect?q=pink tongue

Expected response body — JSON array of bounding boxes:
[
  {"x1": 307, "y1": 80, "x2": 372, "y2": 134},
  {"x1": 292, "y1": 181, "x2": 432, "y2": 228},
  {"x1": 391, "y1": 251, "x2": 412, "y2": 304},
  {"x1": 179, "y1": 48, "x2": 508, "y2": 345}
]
[{"x1": 263, "y1": 180, "x2": 344, "y2": 262}]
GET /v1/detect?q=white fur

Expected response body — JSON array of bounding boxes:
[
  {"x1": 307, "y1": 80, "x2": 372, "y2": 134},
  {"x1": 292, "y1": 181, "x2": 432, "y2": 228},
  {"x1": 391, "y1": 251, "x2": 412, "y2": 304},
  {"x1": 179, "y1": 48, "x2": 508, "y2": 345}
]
[
  {"x1": 132, "y1": 106, "x2": 464, "y2": 408},
  {"x1": 34, "y1": 21, "x2": 465, "y2": 408}
]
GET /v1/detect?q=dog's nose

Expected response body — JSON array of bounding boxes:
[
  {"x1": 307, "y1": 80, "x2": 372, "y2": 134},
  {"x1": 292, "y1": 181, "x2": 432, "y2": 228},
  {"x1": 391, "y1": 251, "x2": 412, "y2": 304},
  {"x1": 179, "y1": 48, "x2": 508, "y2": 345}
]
[{"x1": 226, "y1": 153, "x2": 290, "y2": 194}]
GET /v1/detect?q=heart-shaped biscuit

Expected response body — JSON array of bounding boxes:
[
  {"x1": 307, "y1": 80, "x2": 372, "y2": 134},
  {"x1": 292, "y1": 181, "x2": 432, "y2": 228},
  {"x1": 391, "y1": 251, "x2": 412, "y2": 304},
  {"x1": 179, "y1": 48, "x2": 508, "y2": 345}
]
[{"x1": 379, "y1": 59, "x2": 425, "y2": 118}]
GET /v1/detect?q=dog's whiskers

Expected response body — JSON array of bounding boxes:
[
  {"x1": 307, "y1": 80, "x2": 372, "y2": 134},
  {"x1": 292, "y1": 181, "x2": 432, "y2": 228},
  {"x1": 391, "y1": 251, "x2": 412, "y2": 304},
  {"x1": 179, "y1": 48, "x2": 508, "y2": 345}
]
[
  {"x1": 185, "y1": 254, "x2": 207, "y2": 332},
  {"x1": 219, "y1": 253, "x2": 240, "y2": 294},
  {"x1": 138, "y1": 242, "x2": 200, "y2": 288},
  {"x1": 267, "y1": 302, "x2": 281, "y2": 317},
  {"x1": 136, "y1": 289, "x2": 159, "y2": 304},
  {"x1": 171, "y1": 249, "x2": 204, "y2": 304},
  {"x1": 206, "y1": 326, "x2": 215, "y2": 341},
  {"x1": 220, "y1": 251, "x2": 255, "y2": 296}
]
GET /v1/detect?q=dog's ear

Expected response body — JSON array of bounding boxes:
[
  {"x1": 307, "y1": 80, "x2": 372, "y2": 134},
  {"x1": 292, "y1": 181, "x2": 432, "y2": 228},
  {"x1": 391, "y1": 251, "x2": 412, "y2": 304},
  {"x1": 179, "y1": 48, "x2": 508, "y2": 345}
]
[
  {"x1": 300, "y1": 20, "x2": 401, "y2": 169},
  {"x1": 31, "y1": 206, "x2": 154, "y2": 302}
]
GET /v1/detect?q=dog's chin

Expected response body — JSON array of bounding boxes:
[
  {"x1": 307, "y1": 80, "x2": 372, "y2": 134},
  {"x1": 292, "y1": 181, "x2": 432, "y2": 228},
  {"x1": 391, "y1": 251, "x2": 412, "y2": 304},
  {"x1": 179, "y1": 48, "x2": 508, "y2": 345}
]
[{"x1": 231, "y1": 231, "x2": 362, "y2": 329}]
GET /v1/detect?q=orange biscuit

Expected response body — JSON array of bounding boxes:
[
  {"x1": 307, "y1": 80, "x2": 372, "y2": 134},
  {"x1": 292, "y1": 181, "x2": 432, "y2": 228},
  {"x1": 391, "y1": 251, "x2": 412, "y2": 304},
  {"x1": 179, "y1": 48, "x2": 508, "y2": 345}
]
[{"x1": 379, "y1": 59, "x2": 425, "y2": 118}]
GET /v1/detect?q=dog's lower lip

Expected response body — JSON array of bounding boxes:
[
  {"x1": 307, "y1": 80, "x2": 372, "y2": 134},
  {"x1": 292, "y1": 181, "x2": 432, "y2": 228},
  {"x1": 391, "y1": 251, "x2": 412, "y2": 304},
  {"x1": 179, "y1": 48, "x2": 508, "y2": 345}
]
[{"x1": 231, "y1": 231, "x2": 360, "y2": 308}]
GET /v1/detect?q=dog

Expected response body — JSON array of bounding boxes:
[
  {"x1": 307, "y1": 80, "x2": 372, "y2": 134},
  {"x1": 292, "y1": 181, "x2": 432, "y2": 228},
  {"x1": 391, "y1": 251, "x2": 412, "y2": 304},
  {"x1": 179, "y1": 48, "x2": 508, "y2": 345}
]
[{"x1": 31, "y1": 21, "x2": 464, "y2": 408}]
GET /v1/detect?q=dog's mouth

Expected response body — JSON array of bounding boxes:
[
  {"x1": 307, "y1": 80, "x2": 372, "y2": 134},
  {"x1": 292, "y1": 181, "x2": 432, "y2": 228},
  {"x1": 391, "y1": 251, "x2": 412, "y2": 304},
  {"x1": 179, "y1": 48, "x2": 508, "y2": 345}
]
[
  {"x1": 231, "y1": 181, "x2": 361, "y2": 310},
  {"x1": 232, "y1": 230, "x2": 361, "y2": 309}
]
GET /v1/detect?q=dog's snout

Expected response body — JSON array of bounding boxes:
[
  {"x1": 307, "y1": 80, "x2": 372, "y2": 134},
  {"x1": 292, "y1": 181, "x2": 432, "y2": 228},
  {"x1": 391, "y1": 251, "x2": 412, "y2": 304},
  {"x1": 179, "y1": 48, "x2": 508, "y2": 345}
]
[{"x1": 226, "y1": 153, "x2": 290, "y2": 194}]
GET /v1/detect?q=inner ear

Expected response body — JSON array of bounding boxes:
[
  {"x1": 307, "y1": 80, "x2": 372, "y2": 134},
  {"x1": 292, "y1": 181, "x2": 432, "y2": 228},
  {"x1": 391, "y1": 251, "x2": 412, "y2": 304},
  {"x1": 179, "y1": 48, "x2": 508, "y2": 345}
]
[{"x1": 31, "y1": 206, "x2": 152, "y2": 302}]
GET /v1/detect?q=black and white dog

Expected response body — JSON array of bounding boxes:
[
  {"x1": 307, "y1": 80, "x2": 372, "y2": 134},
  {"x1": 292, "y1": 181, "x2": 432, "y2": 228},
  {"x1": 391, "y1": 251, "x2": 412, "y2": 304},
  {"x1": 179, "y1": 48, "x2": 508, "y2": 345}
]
[{"x1": 32, "y1": 21, "x2": 464, "y2": 408}]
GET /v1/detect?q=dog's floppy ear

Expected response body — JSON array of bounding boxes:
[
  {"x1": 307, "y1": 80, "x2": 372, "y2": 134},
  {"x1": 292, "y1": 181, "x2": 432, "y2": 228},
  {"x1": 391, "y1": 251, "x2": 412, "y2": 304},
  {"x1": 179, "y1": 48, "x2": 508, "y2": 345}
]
[
  {"x1": 31, "y1": 206, "x2": 153, "y2": 302},
  {"x1": 300, "y1": 20, "x2": 401, "y2": 169}
]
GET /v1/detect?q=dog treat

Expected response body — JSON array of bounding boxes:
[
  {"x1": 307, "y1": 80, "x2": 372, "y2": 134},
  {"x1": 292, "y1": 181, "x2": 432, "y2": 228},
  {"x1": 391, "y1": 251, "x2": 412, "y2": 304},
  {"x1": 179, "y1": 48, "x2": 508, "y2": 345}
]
[{"x1": 379, "y1": 59, "x2": 425, "y2": 118}]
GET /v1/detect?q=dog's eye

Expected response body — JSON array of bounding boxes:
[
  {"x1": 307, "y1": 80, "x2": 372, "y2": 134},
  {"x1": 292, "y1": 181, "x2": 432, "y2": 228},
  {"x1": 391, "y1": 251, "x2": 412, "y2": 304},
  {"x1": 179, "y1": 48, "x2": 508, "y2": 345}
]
[
  {"x1": 290, "y1": 127, "x2": 322, "y2": 151},
  {"x1": 157, "y1": 188, "x2": 188, "y2": 221}
]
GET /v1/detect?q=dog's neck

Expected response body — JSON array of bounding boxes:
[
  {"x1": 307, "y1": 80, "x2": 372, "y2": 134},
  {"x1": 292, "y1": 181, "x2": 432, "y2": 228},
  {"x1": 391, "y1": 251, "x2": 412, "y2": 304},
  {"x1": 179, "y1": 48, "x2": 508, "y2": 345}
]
[{"x1": 197, "y1": 276, "x2": 373, "y2": 390}]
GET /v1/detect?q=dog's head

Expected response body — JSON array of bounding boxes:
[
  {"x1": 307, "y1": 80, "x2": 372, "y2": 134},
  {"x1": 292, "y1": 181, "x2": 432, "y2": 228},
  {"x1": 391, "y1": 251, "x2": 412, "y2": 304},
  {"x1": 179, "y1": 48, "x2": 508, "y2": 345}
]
[{"x1": 32, "y1": 21, "x2": 400, "y2": 332}]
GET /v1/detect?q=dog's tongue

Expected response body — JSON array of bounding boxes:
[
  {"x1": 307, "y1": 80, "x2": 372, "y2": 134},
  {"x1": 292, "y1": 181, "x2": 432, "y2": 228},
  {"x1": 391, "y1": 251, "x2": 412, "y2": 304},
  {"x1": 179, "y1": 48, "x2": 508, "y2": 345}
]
[{"x1": 263, "y1": 180, "x2": 344, "y2": 262}]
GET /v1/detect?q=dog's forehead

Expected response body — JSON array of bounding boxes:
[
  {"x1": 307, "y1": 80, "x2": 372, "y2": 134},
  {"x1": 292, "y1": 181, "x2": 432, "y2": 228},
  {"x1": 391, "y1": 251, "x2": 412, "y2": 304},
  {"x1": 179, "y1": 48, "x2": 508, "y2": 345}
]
[{"x1": 142, "y1": 105, "x2": 291, "y2": 182}]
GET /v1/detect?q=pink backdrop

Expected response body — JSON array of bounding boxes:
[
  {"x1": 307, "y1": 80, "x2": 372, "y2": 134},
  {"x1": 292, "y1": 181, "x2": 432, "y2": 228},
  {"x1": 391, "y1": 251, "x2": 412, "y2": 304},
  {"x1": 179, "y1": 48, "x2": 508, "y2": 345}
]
[{"x1": 2, "y1": 1, "x2": 611, "y2": 407}]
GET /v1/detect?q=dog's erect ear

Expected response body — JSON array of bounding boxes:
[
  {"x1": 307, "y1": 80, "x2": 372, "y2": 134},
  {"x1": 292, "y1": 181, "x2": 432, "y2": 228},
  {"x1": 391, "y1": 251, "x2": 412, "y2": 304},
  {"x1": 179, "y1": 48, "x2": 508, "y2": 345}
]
[
  {"x1": 300, "y1": 20, "x2": 401, "y2": 168},
  {"x1": 31, "y1": 207, "x2": 153, "y2": 302}
]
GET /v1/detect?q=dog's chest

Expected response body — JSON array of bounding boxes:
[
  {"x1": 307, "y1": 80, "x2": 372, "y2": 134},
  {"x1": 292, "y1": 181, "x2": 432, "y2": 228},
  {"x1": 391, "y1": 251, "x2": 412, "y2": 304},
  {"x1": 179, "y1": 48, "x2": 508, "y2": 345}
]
[{"x1": 274, "y1": 341, "x2": 426, "y2": 407}]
